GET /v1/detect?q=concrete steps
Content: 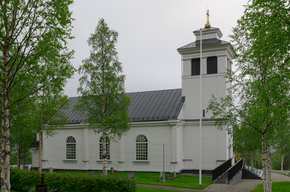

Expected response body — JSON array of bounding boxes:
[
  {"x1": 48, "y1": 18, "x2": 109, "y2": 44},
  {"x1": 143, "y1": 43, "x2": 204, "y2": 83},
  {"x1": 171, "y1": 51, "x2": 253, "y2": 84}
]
[{"x1": 243, "y1": 165, "x2": 263, "y2": 180}]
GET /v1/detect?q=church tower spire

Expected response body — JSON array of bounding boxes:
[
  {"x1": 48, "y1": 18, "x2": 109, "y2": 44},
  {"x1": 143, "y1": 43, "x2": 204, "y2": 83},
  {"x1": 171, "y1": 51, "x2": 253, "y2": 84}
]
[{"x1": 205, "y1": 10, "x2": 211, "y2": 29}]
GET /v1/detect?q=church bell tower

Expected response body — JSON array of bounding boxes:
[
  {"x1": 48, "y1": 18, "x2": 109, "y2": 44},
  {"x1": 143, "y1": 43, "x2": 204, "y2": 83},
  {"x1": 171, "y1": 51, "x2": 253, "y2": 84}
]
[{"x1": 177, "y1": 11, "x2": 234, "y2": 120}]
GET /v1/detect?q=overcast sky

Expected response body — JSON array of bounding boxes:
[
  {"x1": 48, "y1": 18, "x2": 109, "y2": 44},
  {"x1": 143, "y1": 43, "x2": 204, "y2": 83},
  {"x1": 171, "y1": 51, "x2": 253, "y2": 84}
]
[{"x1": 65, "y1": 0, "x2": 249, "y2": 97}]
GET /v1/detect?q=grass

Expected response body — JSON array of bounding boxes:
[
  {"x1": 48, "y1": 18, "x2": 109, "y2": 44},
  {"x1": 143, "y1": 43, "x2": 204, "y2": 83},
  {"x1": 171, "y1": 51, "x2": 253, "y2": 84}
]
[
  {"x1": 251, "y1": 182, "x2": 290, "y2": 192},
  {"x1": 136, "y1": 187, "x2": 183, "y2": 192},
  {"x1": 54, "y1": 171, "x2": 212, "y2": 189},
  {"x1": 2, "y1": 188, "x2": 183, "y2": 192}
]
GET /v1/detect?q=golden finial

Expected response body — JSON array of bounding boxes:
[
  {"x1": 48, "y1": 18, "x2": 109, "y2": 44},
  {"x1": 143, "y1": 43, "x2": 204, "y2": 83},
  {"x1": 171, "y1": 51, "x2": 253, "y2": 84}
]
[{"x1": 205, "y1": 10, "x2": 211, "y2": 29}]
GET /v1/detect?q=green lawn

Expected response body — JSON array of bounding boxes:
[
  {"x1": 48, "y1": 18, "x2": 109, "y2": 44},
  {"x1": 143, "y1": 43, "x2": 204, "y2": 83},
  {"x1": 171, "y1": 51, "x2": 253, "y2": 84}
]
[
  {"x1": 136, "y1": 187, "x2": 183, "y2": 192},
  {"x1": 251, "y1": 182, "x2": 290, "y2": 192},
  {"x1": 55, "y1": 171, "x2": 212, "y2": 189},
  {"x1": 3, "y1": 188, "x2": 182, "y2": 192}
]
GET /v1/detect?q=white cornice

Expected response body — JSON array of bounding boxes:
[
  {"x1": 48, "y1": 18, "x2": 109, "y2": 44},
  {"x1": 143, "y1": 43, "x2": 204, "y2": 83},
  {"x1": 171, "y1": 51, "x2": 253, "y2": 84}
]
[
  {"x1": 182, "y1": 120, "x2": 218, "y2": 126},
  {"x1": 55, "y1": 120, "x2": 182, "y2": 129},
  {"x1": 182, "y1": 72, "x2": 227, "y2": 79}
]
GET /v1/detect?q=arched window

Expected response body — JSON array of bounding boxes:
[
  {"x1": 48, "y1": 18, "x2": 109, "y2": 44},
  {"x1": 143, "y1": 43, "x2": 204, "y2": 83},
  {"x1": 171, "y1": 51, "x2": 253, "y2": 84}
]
[
  {"x1": 66, "y1": 136, "x2": 76, "y2": 159},
  {"x1": 99, "y1": 137, "x2": 110, "y2": 160},
  {"x1": 136, "y1": 135, "x2": 148, "y2": 160}
]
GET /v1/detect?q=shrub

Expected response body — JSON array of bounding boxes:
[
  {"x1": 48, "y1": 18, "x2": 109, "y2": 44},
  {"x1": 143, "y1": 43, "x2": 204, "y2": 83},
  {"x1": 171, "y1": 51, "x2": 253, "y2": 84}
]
[{"x1": 8, "y1": 167, "x2": 136, "y2": 192}]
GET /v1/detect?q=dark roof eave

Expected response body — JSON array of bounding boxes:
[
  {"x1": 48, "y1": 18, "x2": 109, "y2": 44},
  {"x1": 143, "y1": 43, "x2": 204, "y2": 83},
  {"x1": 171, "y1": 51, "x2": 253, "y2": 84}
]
[{"x1": 177, "y1": 38, "x2": 231, "y2": 51}]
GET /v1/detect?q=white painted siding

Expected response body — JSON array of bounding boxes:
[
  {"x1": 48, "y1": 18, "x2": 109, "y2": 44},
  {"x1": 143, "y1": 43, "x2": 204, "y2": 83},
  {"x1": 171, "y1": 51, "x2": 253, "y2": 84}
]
[
  {"x1": 176, "y1": 125, "x2": 183, "y2": 170},
  {"x1": 182, "y1": 122, "x2": 227, "y2": 170},
  {"x1": 182, "y1": 73, "x2": 226, "y2": 119},
  {"x1": 32, "y1": 150, "x2": 39, "y2": 167},
  {"x1": 123, "y1": 125, "x2": 172, "y2": 172}
]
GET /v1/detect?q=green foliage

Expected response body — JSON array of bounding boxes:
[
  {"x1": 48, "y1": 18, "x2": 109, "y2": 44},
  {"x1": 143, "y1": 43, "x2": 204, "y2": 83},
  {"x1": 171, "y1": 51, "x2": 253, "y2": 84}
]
[
  {"x1": 56, "y1": 171, "x2": 212, "y2": 189},
  {"x1": 272, "y1": 122, "x2": 290, "y2": 158},
  {"x1": 272, "y1": 151, "x2": 290, "y2": 171},
  {"x1": 0, "y1": 0, "x2": 76, "y2": 108},
  {"x1": 207, "y1": 1, "x2": 290, "y2": 190},
  {"x1": 76, "y1": 18, "x2": 131, "y2": 141},
  {"x1": 207, "y1": 0, "x2": 290, "y2": 141},
  {"x1": 0, "y1": 0, "x2": 76, "y2": 189},
  {"x1": 9, "y1": 168, "x2": 136, "y2": 192},
  {"x1": 10, "y1": 153, "x2": 32, "y2": 165}
]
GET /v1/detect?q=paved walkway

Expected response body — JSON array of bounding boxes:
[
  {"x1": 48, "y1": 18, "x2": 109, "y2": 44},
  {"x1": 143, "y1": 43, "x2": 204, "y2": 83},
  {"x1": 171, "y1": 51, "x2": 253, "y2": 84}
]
[{"x1": 137, "y1": 173, "x2": 290, "y2": 192}]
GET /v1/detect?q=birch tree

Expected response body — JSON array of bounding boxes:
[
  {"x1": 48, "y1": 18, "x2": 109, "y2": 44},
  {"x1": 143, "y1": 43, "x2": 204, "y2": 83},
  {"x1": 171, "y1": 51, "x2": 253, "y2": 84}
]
[
  {"x1": 233, "y1": 120, "x2": 261, "y2": 170},
  {"x1": 76, "y1": 18, "x2": 131, "y2": 176},
  {"x1": 272, "y1": 122, "x2": 290, "y2": 173},
  {"x1": 207, "y1": 1, "x2": 290, "y2": 192},
  {"x1": 10, "y1": 97, "x2": 36, "y2": 169},
  {"x1": 0, "y1": 0, "x2": 75, "y2": 191}
]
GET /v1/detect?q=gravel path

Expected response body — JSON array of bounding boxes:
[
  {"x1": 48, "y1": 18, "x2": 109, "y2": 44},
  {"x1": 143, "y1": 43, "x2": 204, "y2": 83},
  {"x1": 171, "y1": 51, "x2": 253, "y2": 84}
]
[{"x1": 137, "y1": 173, "x2": 290, "y2": 192}]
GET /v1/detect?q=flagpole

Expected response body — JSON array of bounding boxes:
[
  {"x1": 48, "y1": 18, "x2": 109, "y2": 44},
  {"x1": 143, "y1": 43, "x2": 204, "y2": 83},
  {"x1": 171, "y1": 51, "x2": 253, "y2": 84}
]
[{"x1": 199, "y1": 28, "x2": 203, "y2": 187}]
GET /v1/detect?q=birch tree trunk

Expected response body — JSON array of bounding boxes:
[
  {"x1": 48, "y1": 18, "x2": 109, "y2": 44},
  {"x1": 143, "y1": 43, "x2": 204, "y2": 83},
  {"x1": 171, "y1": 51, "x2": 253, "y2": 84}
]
[
  {"x1": 17, "y1": 133, "x2": 20, "y2": 169},
  {"x1": 38, "y1": 69, "x2": 45, "y2": 173},
  {"x1": 262, "y1": 133, "x2": 269, "y2": 192},
  {"x1": 38, "y1": 128, "x2": 42, "y2": 172},
  {"x1": 281, "y1": 149, "x2": 285, "y2": 174},
  {"x1": 1, "y1": 47, "x2": 11, "y2": 192},
  {"x1": 102, "y1": 132, "x2": 107, "y2": 176},
  {"x1": 267, "y1": 141, "x2": 272, "y2": 192}
]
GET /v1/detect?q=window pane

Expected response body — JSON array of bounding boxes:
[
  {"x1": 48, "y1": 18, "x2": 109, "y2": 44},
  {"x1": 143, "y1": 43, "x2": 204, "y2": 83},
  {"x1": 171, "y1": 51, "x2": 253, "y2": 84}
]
[
  {"x1": 191, "y1": 58, "x2": 200, "y2": 76},
  {"x1": 207, "y1": 56, "x2": 217, "y2": 74},
  {"x1": 66, "y1": 137, "x2": 76, "y2": 159},
  {"x1": 136, "y1": 135, "x2": 148, "y2": 160}
]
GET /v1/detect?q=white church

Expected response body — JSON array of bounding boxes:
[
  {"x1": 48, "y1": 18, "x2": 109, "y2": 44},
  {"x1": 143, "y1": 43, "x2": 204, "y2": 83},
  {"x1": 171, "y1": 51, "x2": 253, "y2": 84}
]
[{"x1": 30, "y1": 18, "x2": 234, "y2": 174}]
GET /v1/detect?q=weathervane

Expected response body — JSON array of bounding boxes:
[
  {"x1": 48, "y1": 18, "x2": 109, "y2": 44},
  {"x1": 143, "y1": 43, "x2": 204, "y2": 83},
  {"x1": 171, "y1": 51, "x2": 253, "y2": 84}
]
[{"x1": 205, "y1": 10, "x2": 211, "y2": 29}]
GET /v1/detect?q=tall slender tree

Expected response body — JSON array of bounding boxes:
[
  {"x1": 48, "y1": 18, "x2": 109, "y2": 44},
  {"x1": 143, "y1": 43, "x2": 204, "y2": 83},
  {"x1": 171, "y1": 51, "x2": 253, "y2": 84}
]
[
  {"x1": 207, "y1": 1, "x2": 290, "y2": 192},
  {"x1": 272, "y1": 122, "x2": 290, "y2": 174},
  {"x1": 0, "y1": 1, "x2": 75, "y2": 191},
  {"x1": 76, "y1": 18, "x2": 131, "y2": 176}
]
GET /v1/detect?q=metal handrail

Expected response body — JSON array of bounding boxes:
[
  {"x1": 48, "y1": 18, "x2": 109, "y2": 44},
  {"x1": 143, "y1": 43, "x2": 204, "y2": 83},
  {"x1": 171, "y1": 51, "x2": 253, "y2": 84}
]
[
  {"x1": 212, "y1": 157, "x2": 232, "y2": 182},
  {"x1": 227, "y1": 158, "x2": 244, "y2": 183},
  {"x1": 212, "y1": 157, "x2": 232, "y2": 170},
  {"x1": 227, "y1": 158, "x2": 244, "y2": 172}
]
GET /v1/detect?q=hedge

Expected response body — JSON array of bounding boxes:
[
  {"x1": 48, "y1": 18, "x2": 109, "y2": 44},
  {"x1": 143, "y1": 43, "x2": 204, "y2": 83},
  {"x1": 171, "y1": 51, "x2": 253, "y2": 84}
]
[{"x1": 8, "y1": 167, "x2": 136, "y2": 192}]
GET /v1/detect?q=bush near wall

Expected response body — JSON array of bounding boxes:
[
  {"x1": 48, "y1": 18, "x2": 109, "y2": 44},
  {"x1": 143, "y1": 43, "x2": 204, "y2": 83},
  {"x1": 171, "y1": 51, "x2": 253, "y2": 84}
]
[{"x1": 8, "y1": 167, "x2": 136, "y2": 192}]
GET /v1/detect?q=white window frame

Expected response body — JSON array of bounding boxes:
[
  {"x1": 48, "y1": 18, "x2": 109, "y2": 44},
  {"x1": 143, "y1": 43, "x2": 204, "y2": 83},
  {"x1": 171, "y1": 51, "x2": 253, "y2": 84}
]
[
  {"x1": 135, "y1": 135, "x2": 148, "y2": 161},
  {"x1": 66, "y1": 136, "x2": 76, "y2": 160},
  {"x1": 99, "y1": 137, "x2": 110, "y2": 160}
]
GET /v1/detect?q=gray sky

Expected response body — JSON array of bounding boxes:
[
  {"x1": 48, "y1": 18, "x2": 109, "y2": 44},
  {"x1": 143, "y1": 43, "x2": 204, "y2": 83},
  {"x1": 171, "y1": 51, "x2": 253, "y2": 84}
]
[{"x1": 65, "y1": 0, "x2": 248, "y2": 97}]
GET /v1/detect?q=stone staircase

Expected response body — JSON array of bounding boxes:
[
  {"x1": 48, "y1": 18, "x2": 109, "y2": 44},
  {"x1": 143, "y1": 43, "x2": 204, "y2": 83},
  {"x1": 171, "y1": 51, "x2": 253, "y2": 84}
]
[{"x1": 242, "y1": 165, "x2": 263, "y2": 180}]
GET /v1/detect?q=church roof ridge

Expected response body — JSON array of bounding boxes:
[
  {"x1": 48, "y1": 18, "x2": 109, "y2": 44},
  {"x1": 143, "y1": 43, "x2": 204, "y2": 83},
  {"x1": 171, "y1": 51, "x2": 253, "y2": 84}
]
[{"x1": 125, "y1": 88, "x2": 181, "y2": 94}]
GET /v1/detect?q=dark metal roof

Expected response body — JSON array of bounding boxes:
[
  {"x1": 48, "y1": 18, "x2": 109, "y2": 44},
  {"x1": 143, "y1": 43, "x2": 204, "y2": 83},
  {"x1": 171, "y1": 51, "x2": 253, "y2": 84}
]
[
  {"x1": 62, "y1": 89, "x2": 184, "y2": 124},
  {"x1": 177, "y1": 38, "x2": 230, "y2": 51}
]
